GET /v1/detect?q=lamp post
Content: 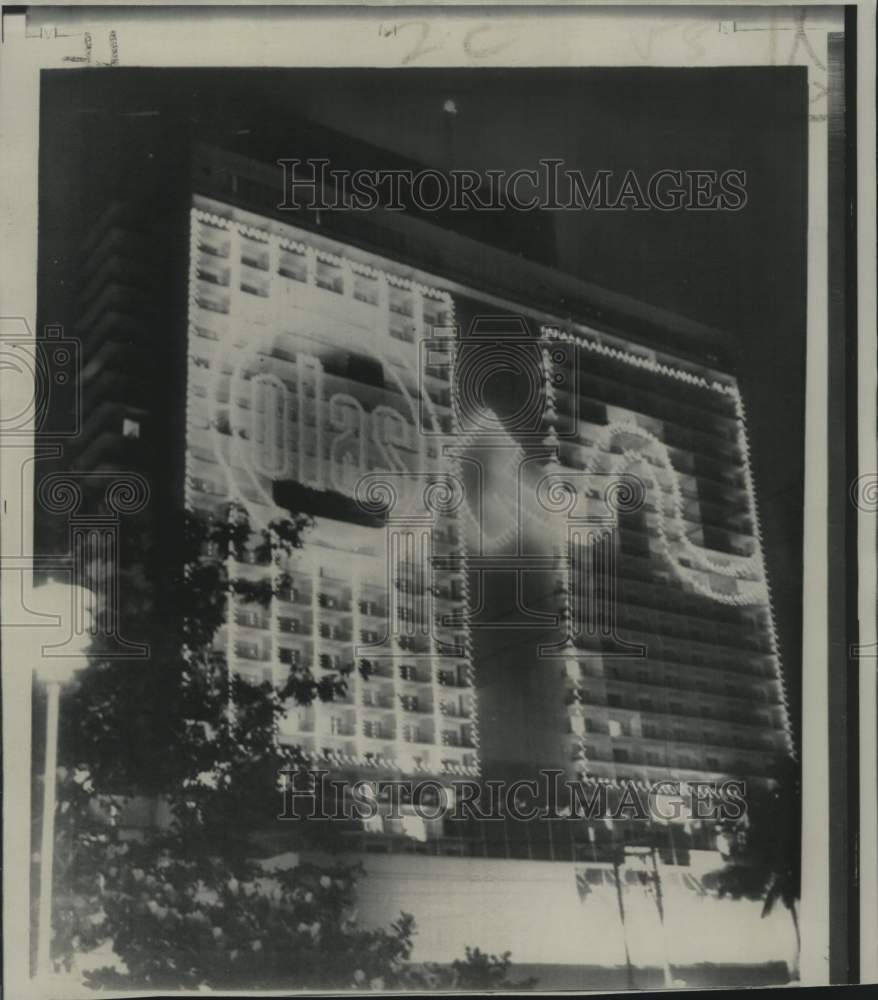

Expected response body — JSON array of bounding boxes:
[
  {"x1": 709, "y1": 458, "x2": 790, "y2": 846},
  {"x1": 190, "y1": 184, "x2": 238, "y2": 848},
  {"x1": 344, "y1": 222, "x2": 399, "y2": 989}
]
[{"x1": 30, "y1": 579, "x2": 95, "y2": 981}]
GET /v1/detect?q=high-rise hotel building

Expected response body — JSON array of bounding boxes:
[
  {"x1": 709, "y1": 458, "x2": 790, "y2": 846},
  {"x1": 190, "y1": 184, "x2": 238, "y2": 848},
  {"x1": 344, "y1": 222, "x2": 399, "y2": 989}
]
[{"x1": 47, "y1": 142, "x2": 793, "y2": 843}]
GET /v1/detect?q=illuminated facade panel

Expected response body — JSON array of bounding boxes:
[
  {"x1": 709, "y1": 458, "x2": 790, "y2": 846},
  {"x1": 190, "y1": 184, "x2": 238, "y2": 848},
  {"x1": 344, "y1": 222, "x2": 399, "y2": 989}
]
[
  {"x1": 532, "y1": 327, "x2": 793, "y2": 789},
  {"x1": 185, "y1": 197, "x2": 478, "y2": 778}
]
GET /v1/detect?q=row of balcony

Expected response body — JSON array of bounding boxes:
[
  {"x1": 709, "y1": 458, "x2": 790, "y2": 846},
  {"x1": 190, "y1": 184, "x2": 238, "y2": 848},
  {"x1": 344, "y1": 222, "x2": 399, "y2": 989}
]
[
  {"x1": 235, "y1": 642, "x2": 471, "y2": 687},
  {"x1": 574, "y1": 709, "x2": 782, "y2": 753},
  {"x1": 569, "y1": 633, "x2": 774, "y2": 682},
  {"x1": 355, "y1": 693, "x2": 471, "y2": 718},
  {"x1": 238, "y1": 573, "x2": 766, "y2": 650},
  {"x1": 288, "y1": 719, "x2": 476, "y2": 747},
  {"x1": 555, "y1": 357, "x2": 739, "y2": 428},
  {"x1": 579, "y1": 663, "x2": 781, "y2": 709},
  {"x1": 582, "y1": 741, "x2": 778, "y2": 778}
]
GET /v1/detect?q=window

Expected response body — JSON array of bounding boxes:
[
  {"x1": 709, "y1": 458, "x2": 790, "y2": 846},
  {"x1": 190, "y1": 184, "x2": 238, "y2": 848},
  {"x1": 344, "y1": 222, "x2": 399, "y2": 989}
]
[
  {"x1": 122, "y1": 417, "x2": 140, "y2": 439},
  {"x1": 234, "y1": 640, "x2": 260, "y2": 660},
  {"x1": 608, "y1": 719, "x2": 624, "y2": 739},
  {"x1": 279, "y1": 647, "x2": 300, "y2": 667}
]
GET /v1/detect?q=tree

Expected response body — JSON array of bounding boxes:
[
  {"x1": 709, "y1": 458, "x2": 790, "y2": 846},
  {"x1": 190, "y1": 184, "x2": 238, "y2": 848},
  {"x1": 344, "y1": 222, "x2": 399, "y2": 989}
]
[
  {"x1": 49, "y1": 768, "x2": 534, "y2": 991},
  {"x1": 59, "y1": 505, "x2": 345, "y2": 799},
  {"x1": 43, "y1": 504, "x2": 535, "y2": 991},
  {"x1": 426, "y1": 947, "x2": 538, "y2": 991},
  {"x1": 702, "y1": 756, "x2": 801, "y2": 979},
  {"x1": 52, "y1": 791, "x2": 420, "y2": 992}
]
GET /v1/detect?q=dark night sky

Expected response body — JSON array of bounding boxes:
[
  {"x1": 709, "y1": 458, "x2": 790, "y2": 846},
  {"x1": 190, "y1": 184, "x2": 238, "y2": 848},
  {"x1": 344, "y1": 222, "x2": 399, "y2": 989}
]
[{"x1": 38, "y1": 67, "x2": 807, "y2": 737}]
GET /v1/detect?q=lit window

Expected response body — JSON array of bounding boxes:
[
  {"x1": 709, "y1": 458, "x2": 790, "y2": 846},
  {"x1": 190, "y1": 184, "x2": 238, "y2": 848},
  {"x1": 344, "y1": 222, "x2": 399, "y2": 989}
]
[
  {"x1": 608, "y1": 719, "x2": 623, "y2": 738},
  {"x1": 122, "y1": 418, "x2": 140, "y2": 439}
]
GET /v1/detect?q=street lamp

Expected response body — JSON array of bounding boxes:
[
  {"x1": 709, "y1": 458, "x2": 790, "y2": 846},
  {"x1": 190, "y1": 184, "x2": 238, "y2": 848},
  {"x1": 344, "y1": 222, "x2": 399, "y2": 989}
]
[{"x1": 29, "y1": 578, "x2": 95, "y2": 981}]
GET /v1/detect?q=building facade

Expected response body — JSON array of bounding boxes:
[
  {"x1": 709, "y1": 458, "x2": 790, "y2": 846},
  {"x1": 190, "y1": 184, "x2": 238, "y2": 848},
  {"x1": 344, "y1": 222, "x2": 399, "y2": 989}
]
[
  {"x1": 535, "y1": 325, "x2": 793, "y2": 789},
  {"x1": 44, "y1": 144, "x2": 794, "y2": 851},
  {"x1": 186, "y1": 197, "x2": 478, "y2": 781}
]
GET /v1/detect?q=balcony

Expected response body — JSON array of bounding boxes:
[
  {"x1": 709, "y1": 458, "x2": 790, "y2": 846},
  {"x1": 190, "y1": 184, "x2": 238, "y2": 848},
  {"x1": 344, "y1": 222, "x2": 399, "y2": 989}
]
[
  {"x1": 439, "y1": 702, "x2": 470, "y2": 719},
  {"x1": 399, "y1": 696, "x2": 432, "y2": 714},
  {"x1": 440, "y1": 732, "x2": 475, "y2": 750},
  {"x1": 234, "y1": 643, "x2": 268, "y2": 663},
  {"x1": 362, "y1": 726, "x2": 394, "y2": 743},
  {"x1": 327, "y1": 725, "x2": 357, "y2": 738},
  {"x1": 318, "y1": 592, "x2": 352, "y2": 613},
  {"x1": 359, "y1": 659, "x2": 394, "y2": 681},
  {"x1": 398, "y1": 666, "x2": 428, "y2": 685},
  {"x1": 358, "y1": 601, "x2": 389, "y2": 620},
  {"x1": 437, "y1": 670, "x2": 469, "y2": 688},
  {"x1": 361, "y1": 696, "x2": 395, "y2": 712}
]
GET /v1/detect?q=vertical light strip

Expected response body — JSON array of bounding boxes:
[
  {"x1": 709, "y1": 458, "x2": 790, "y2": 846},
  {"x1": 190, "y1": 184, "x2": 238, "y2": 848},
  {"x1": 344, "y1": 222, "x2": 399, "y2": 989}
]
[
  {"x1": 351, "y1": 555, "x2": 363, "y2": 762},
  {"x1": 427, "y1": 526, "x2": 442, "y2": 777},
  {"x1": 734, "y1": 390, "x2": 795, "y2": 754},
  {"x1": 269, "y1": 531, "x2": 279, "y2": 694},
  {"x1": 225, "y1": 227, "x2": 244, "y2": 702},
  {"x1": 387, "y1": 530, "x2": 401, "y2": 763},
  {"x1": 310, "y1": 547, "x2": 322, "y2": 750}
]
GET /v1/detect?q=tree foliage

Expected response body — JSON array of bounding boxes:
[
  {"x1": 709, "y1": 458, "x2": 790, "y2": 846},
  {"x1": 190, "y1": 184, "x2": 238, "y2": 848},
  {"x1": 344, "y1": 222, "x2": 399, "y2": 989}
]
[
  {"x1": 701, "y1": 754, "x2": 801, "y2": 978},
  {"x1": 705, "y1": 755, "x2": 800, "y2": 917},
  {"x1": 55, "y1": 795, "x2": 419, "y2": 993},
  {"x1": 60, "y1": 505, "x2": 345, "y2": 797},
  {"x1": 44, "y1": 504, "x2": 533, "y2": 990}
]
